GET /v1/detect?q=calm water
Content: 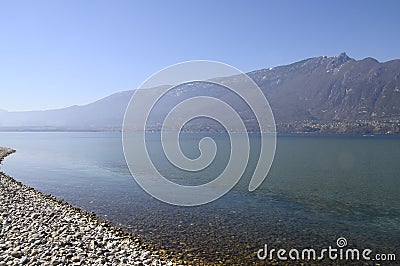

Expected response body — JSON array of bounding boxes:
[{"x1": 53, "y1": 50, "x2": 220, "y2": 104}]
[{"x1": 1, "y1": 132, "x2": 399, "y2": 264}]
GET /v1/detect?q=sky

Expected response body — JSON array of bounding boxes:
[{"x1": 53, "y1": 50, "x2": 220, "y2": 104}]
[{"x1": 0, "y1": 0, "x2": 399, "y2": 111}]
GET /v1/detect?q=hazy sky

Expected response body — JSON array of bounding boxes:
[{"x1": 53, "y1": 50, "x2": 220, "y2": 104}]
[{"x1": 1, "y1": 0, "x2": 399, "y2": 111}]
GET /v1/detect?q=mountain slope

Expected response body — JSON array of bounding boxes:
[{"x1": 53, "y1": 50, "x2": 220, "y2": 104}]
[
  {"x1": 250, "y1": 53, "x2": 400, "y2": 123},
  {"x1": 0, "y1": 90, "x2": 133, "y2": 131},
  {"x1": 1, "y1": 53, "x2": 400, "y2": 134}
]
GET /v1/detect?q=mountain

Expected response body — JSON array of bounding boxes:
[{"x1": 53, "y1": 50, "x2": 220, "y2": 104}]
[
  {"x1": 251, "y1": 53, "x2": 400, "y2": 120},
  {"x1": 249, "y1": 52, "x2": 400, "y2": 133},
  {"x1": 1, "y1": 53, "x2": 400, "y2": 134},
  {"x1": 0, "y1": 90, "x2": 133, "y2": 131}
]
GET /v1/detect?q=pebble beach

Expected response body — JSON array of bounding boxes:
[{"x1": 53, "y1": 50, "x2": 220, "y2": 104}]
[{"x1": 0, "y1": 147, "x2": 177, "y2": 266}]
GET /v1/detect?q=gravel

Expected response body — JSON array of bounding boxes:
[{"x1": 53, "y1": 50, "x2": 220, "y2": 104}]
[{"x1": 0, "y1": 147, "x2": 179, "y2": 266}]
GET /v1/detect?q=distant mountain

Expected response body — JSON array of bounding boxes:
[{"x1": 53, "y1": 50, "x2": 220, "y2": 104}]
[
  {"x1": 0, "y1": 90, "x2": 133, "y2": 131},
  {"x1": 250, "y1": 53, "x2": 400, "y2": 122},
  {"x1": 249, "y1": 52, "x2": 400, "y2": 133},
  {"x1": 1, "y1": 53, "x2": 400, "y2": 134}
]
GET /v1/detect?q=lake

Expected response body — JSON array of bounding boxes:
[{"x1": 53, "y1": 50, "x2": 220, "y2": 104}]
[{"x1": 0, "y1": 132, "x2": 399, "y2": 264}]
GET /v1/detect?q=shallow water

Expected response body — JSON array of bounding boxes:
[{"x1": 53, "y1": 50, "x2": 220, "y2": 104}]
[{"x1": 1, "y1": 132, "x2": 399, "y2": 264}]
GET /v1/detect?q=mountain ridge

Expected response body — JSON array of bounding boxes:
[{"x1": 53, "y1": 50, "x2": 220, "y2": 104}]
[{"x1": 1, "y1": 53, "x2": 400, "y2": 134}]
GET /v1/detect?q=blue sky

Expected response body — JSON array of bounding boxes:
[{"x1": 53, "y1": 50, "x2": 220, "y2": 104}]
[{"x1": 1, "y1": 0, "x2": 399, "y2": 111}]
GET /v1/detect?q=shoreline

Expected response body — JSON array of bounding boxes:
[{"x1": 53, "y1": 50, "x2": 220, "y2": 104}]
[
  {"x1": 0, "y1": 128, "x2": 400, "y2": 138},
  {"x1": 0, "y1": 148, "x2": 15, "y2": 164},
  {"x1": 0, "y1": 147, "x2": 181, "y2": 266}
]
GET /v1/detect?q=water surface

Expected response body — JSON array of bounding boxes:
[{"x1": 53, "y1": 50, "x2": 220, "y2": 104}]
[{"x1": 1, "y1": 132, "x2": 399, "y2": 264}]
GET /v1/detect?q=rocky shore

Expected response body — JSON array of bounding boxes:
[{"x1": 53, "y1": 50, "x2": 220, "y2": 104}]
[
  {"x1": 0, "y1": 147, "x2": 178, "y2": 266},
  {"x1": 0, "y1": 148, "x2": 15, "y2": 164}
]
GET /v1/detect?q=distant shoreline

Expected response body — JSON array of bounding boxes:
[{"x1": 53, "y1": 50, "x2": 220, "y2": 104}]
[{"x1": 1, "y1": 130, "x2": 400, "y2": 138}]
